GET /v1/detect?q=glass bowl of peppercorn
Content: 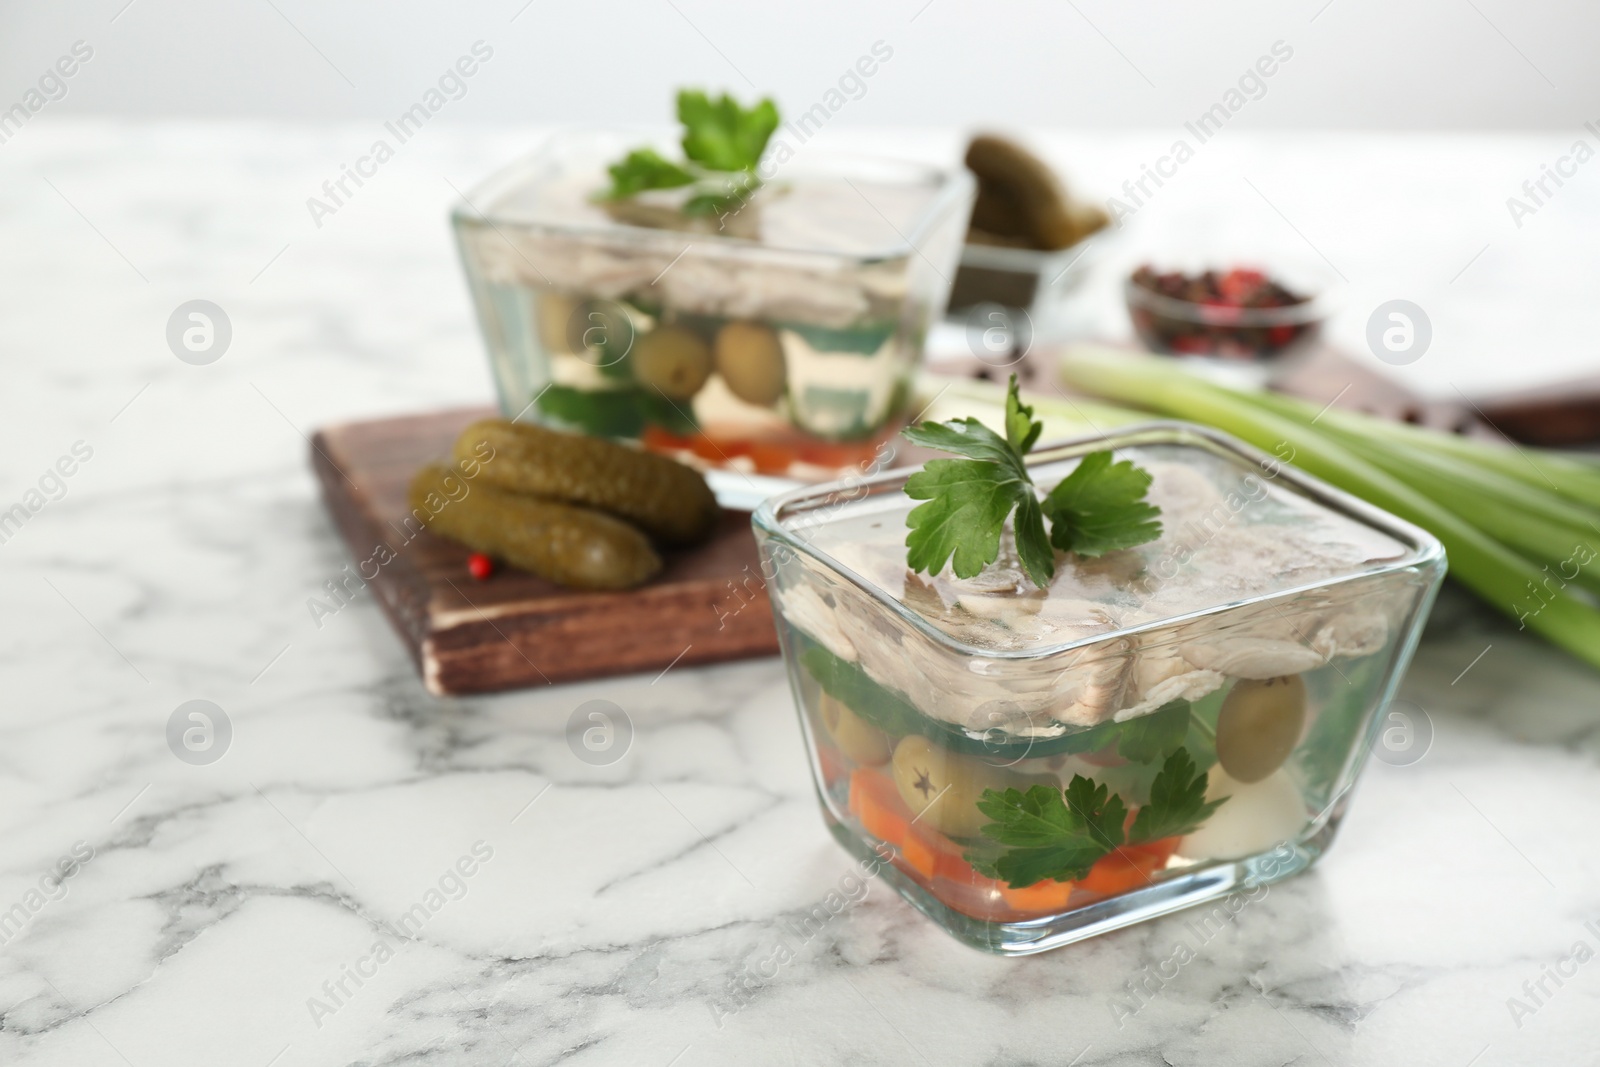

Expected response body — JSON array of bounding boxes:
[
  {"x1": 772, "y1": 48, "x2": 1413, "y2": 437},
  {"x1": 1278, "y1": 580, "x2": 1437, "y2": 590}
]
[{"x1": 1124, "y1": 262, "x2": 1337, "y2": 373}]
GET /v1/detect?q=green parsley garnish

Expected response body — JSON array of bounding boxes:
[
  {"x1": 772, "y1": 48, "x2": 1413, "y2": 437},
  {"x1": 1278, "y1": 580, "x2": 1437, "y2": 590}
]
[
  {"x1": 1127, "y1": 748, "x2": 1226, "y2": 843},
  {"x1": 676, "y1": 90, "x2": 778, "y2": 172},
  {"x1": 534, "y1": 384, "x2": 696, "y2": 438},
  {"x1": 967, "y1": 747, "x2": 1224, "y2": 888},
  {"x1": 900, "y1": 375, "x2": 1162, "y2": 588},
  {"x1": 968, "y1": 776, "x2": 1128, "y2": 888},
  {"x1": 901, "y1": 379, "x2": 1052, "y2": 586},
  {"x1": 1043, "y1": 449, "x2": 1164, "y2": 557},
  {"x1": 602, "y1": 89, "x2": 778, "y2": 213},
  {"x1": 605, "y1": 148, "x2": 695, "y2": 199}
]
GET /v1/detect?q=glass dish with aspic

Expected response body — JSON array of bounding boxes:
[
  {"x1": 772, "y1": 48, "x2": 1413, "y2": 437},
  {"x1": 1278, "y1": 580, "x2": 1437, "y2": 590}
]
[
  {"x1": 753, "y1": 422, "x2": 1445, "y2": 954},
  {"x1": 452, "y1": 131, "x2": 973, "y2": 483}
]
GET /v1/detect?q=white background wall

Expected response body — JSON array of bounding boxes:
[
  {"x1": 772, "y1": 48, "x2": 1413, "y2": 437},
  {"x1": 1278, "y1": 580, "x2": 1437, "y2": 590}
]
[
  {"x1": 4, "y1": 0, "x2": 1597, "y2": 399},
  {"x1": 1, "y1": 0, "x2": 1595, "y2": 128}
]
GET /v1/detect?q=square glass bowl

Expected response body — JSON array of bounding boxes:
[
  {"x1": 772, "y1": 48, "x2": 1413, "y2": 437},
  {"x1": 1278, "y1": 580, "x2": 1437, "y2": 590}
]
[
  {"x1": 945, "y1": 239, "x2": 1096, "y2": 326},
  {"x1": 752, "y1": 422, "x2": 1445, "y2": 954},
  {"x1": 451, "y1": 132, "x2": 974, "y2": 481}
]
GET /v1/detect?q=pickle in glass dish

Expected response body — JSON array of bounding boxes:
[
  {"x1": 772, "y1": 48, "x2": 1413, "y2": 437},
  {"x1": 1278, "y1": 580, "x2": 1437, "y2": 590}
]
[
  {"x1": 451, "y1": 129, "x2": 974, "y2": 482},
  {"x1": 753, "y1": 421, "x2": 1445, "y2": 955}
]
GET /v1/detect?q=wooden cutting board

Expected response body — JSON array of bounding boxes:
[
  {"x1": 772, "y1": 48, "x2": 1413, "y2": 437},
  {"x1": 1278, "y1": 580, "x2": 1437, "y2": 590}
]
[{"x1": 309, "y1": 408, "x2": 779, "y2": 695}]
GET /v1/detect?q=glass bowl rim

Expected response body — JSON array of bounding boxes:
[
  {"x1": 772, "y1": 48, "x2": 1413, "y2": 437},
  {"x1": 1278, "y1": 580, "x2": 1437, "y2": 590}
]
[
  {"x1": 1123, "y1": 273, "x2": 1338, "y2": 328},
  {"x1": 449, "y1": 127, "x2": 977, "y2": 264},
  {"x1": 752, "y1": 420, "x2": 1447, "y2": 661}
]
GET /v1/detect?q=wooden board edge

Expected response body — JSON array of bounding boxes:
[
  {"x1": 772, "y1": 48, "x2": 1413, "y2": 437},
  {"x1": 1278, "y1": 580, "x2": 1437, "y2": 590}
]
[
  {"x1": 419, "y1": 584, "x2": 781, "y2": 695},
  {"x1": 309, "y1": 431, "x2": 435, "y2": 675}
]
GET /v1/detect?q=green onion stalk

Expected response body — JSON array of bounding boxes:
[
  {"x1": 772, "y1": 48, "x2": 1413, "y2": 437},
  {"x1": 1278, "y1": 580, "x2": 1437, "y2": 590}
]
[
  {"x1": 1247, "y1": 391, "x2": 1600, "y2": 598},
  {"x1": 1056, "y1": 346, "x2": 1600, "y2": 673},
  {"x1": 1296, "y1": 398, "x2": 1600, "y2": 511}
]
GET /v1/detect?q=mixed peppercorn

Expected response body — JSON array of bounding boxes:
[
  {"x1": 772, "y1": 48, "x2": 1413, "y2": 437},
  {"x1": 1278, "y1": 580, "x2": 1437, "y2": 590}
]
[{"x1": 1128, "y1": 265, "x2": 1317, "y2": 361}]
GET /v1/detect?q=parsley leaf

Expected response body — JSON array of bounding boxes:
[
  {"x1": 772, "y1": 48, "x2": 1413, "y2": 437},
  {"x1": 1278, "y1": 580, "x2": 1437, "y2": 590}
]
[
  {"x1": 901, "y1": 376, "x2": 1055, "y2": 587},
  {"x1": 1012, "y1": 493, "x2": 1055, "y2": 592},
  {"x1": 603, "y1": 148, "x2": 696, "y2": 200},
  {"x1": 600, "y1": 90, "x2": 778, "y2": 215},
  {"x1": 899, "y1": 375, "x2": 1165, "y2": 588},
  {"x1": 1004, "y1": 381, "x2": 1043, "y2": 455},
  {"x1": 677, "y1": 89, "x2": 779, "y2": 173},
  {"x1": 682, "y1": 192, "x2": 741, "y2": 218},
  {"x1": 1129, "y1": 748, "x2": 1226, "y2": 843},
  {"x1": 901, "y1": 414, "x2": 1021, "y2": 467},
  {"x1": 965, "y1": 745, "x2": 1222, "y2": 888},
  {"x1": 535, "y1": 384, "x2": 697, "y2": 437},
  {"x1": 682, "y1": 170, "x2": 761, "y2": 219},
  {"x1": 903, "y1": 458, "x2": 1037, "y2": 582},
  {"x1": 1042, "y1": 450, "x2": 1163, "y2": 557},
  {"x1": 967, "y1": 777, "x2": 1128, "y2": 888}
]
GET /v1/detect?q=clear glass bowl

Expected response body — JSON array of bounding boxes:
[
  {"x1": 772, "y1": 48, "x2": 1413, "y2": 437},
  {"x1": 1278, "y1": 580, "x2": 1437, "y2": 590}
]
[
  {"x1": 1124, "y1": 261, "x2": 1338, "y2": 368},
  {"x1": 947, "y1": 239, "x2": 1097, "y2": 321},
  {"x1": 451, "y1": 131, "x2": 974, "y2": 482},
  {"x1": 752, "y1": 422, "x2": 1445, "y2": 954}
]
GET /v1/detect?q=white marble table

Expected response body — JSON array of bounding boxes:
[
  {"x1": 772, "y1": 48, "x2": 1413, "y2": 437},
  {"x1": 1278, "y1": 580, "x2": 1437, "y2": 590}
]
[{"x1": 3, "y1": 122, "x2": 1600, "y2": 1066}]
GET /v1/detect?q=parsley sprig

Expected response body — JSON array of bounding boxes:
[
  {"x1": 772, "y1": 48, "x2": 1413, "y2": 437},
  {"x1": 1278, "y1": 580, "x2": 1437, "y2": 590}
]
[
  {"x1": 901, "y1": 376, "x2": 1163, "y2": 588},
  {"x1": 605, "y1": 148, "x2": 695, "y2": 199},
  {"x1": 967, "y1": 748, "x2": 1224, "y2": 888},
  {"x1": 603, "y1": 90, "x2": 778, "y2": 216},
  {"x1": 676, "y1": 90, "x2": 779, "y2": 172}
]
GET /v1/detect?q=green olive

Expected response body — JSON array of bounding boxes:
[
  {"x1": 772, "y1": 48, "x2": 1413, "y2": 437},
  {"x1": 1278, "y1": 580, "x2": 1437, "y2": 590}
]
[
  {"x1": 891, "y1": 735, "x2": 1011, "y2": 838},
  {"x1": 714, "y1": 321, "x2": 786, "y2": 407},
  {"x1": 1215, "y1": 675, "x2": 1307, "y2": 784},
  {"x1": 633, "y1": 325, "x2": 713, "y2": 400},
  {"x1": 817, "y1": 694, "x2": 891, "y2": 766}
]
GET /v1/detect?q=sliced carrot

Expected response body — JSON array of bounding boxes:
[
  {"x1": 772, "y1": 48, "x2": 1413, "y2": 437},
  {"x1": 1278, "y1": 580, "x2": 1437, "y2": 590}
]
[
  {"x1": 849, "y1": 767, "x2": 910, "y2": 845},
  {"x1": 849, "y1": 765, "x2": 1187, "y2": 916},
  {"x1": 639, "y1": 426, "x2": 728, "y2": 465},
  {"x1": 999, "y1": 877, "x2": 1076, "y2": 913},
  {"x1": 638, "y1": 425, "x2": 689, "y2": 453},
  {"x1": 1079, "y1": 853, "x2": 1147, "y2": 896},
  {"x1": 1079, "y1": 838, "x2": 1178, "y2": 896},
  {"x1": 641, "y1": 422, "x2": 909, "y2": 478},
  {"x1": 897, "y1": 830, "x2": 940, "y2": 879},
  {"x1": 849, "y1": 768, "x2": 969, "y2": 881},
  {"x1": 847, "y1": 767, "x2": 1112, "y2": 916},
  {"x1": 794, "y1": 438, "x2": 874, "y2": 470},
  {"x1": 744, "y1": 442, "x2": 792, "y2": 475},
  {"x1": 1137, "y1": 836, "x2": 1180, "y2": 867},
  {"x1": 931, "y1": 844, "x2": 979, "y2": 882}
]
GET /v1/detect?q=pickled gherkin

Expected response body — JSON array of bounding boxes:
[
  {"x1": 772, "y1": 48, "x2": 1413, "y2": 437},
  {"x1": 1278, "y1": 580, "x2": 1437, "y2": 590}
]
[
  {"x1": 451, "y1": 419, "x2": 718, "y2": 546},
  {"x1": 408, "y1": 463, "x2": 661, "y2": 590}
]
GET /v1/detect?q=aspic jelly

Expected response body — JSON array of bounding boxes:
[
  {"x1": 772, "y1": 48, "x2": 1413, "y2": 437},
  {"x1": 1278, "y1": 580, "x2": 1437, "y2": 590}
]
[{"x1": 754, "y1": 423, "x2": 1445, "y2": 954}]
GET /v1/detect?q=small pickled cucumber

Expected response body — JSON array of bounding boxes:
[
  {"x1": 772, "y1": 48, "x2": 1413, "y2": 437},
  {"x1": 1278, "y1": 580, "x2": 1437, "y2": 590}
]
[
  {"x1": 891, "y1": 734, "x2": 1011, "y2": 838},
  {"x1": 714, "y1": 321, "x2": 786, "y2": 407},
  {"x1": 965, "y1": 134, "x2": 1081, "y2": 251},
  {"x1": 1215, "y1": 675, "x2": 1306, "y2": 784},
  {"x1": 451, "y1": 419, "x2": 718, "y2": 546},
  {"x1": 633, "y1": 325, "x2": 713, "y2": 400},
  {"x1": 818, "y1": 694, "x2": 891, "y2": 766},
  {"x1": 408, "y1": 463, "x2": 660, "y2": 590}
]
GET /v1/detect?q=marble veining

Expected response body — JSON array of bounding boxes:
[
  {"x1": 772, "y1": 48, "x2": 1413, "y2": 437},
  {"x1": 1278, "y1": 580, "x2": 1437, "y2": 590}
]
[{"x1": 0, "y1": 122, "x2": 1598, "y2": 1066}]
